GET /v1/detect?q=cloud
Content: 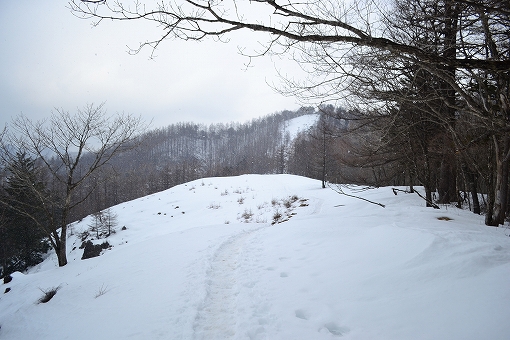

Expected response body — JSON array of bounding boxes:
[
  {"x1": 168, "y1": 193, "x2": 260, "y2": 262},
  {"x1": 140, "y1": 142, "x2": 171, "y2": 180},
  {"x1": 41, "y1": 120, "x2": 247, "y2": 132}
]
[{"x1": 0, "y1": 1, "x2": 300, "y2": 129}]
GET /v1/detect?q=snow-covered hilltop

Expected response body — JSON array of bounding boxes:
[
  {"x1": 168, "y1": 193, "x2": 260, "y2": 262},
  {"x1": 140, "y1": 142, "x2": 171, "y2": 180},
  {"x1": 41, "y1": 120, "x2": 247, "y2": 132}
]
[
  {"x1": 282, "y1": 114, "x2": 319, "y2": 140},
  {"x1": 1, "y1": 175, "x2": 509, "y2": 339}
]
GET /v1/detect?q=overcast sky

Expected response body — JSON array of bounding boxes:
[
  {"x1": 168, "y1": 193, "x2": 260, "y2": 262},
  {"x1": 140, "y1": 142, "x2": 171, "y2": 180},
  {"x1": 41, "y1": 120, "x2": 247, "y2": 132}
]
[{"x1": 0, "y1": 1, "x2": 301, "y2": 130}]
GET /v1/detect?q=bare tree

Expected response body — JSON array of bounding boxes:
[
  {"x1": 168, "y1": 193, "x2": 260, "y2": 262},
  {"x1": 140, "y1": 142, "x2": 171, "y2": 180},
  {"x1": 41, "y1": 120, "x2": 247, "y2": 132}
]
[
  {"x1": 88, "y1": 208, "x2": 118, "y2": 238},
  {"x1": 337, "y1": 0, "x2": 509, "y2": 223},
  {"x1": 0, "y1": 103, "x2": 145, "y2": 266},
  {"x1": 70, "y1": 0, "x2": 510, "y2": 225},
  {"x1": 69, "y1": 0, "x2": 509, "y2": 70}
]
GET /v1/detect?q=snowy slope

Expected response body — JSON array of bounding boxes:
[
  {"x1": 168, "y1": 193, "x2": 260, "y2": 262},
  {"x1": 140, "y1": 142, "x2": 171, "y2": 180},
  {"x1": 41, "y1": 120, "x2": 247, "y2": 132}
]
[
  {"x1": 282, "y1": 114, "x2": 319, "y2": 140},
  {"x1": 1, "y1": 175, "x2": 509, "y2": 340}
]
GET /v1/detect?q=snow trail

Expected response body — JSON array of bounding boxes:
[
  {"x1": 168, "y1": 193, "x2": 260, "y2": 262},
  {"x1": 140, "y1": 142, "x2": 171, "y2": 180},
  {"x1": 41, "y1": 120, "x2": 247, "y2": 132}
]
[
  {"x1": 4, "y1": 176, "x2": 510, "y2": 340},
  {"x1": 193, "y1": 227, "x2": 262, "y2": 339}
]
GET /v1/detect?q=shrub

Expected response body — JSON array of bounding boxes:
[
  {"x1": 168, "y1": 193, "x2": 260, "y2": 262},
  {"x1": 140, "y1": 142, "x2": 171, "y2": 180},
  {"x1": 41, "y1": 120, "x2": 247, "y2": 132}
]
[
  {"x1": 78, "y1": 230, "x2": 90, "y2": 241},
  {"x1": 283, "y1": 199, "x2": 292, "y2": 209},
  {"x1": 437, "y1": 216, "x2": 453, "y2": 221},
  {"x1": 241, "y1": 209, "x2": 253, "y2": 221},
  {"x1": 272, "y1": 210, "x2": 283, "y2": 224},
  {"x1": 38, "y1": 286, "x2": 60, "y2": 303},
  {"x1": 255, "y1": 216, "x2": 267, "y2": 223},
  {"x1": 89, "y1": 208, "x2": 118, "y2": 238}
]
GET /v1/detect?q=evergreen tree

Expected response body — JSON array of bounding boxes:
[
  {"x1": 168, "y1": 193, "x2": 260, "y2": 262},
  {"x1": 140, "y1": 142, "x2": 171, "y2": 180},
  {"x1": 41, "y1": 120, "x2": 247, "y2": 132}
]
[{"x1": 0, "y1": 153, "x2": 50, "y2": 277}]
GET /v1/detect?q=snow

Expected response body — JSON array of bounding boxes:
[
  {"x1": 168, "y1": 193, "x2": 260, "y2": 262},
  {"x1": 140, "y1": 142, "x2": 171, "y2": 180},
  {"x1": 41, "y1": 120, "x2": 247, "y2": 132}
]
[
  {"x1": 282, "y1": 114, "x2": 319, "y2": 140},
  {"x1": 1, "y1": 174, "x2": 509, "y2": 339}
]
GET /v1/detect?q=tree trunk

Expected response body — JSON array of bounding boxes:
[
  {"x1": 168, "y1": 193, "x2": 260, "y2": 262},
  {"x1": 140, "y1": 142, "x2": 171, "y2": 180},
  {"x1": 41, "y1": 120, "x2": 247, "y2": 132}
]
[
  {"x1": 57, "y1": 225, "x2": 68, "y2": 267},
  {"x1": 491, "y1": 136, "x2": 510, "y2": 226},
  {"x1": 425, "y1": 185, "x2": 434, "y2": 208},
  {"x1": 437, "y1": 158, "x2": 456, "y2": 204},
  {"x1": 462, "y1": 162, "x2": 480, "y2": 214},
  {"x1": 408, "y1": 165, "x2": 415, "y2": 193},
  {"x1": 485, "y1": 146, "x2": 496, "y2": 226},
  {"x1": 437, "y1": 0, "x2": 459, "y2": 205},
  {"x1": 1, "y1": 252, "x2": 7, "y2": 278},
  {"x1": 321, "y1": 131, "x2": 326, "y2": 189}
]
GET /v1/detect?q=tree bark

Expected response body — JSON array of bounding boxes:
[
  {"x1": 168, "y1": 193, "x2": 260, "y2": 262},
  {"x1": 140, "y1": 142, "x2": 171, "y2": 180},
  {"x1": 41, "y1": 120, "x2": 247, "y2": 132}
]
[
  {"x1": 491, "y1": 135, "x2": 510, "y2": 225},
  {"x1": 437, "y1": 158, "x2": 456, "y2": 204},
  {"x1": 57, "y1": 225, "x2": 68, "y2": 267},
  {"x1": 462, "y1": 163, "x2": 481, "y2": 214}
]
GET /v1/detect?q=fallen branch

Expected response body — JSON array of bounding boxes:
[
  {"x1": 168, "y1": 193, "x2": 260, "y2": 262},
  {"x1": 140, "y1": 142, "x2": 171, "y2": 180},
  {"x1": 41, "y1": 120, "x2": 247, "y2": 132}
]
[
  {"x1": 328, "y1": 183, "x2": 385, "y2": 208},
  {"x1": 392, "y1": 188, "x2": 440, "y2": 209}
]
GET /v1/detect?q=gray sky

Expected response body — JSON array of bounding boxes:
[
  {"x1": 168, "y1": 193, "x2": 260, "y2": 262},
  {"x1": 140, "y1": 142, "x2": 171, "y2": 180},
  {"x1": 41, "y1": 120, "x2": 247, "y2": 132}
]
[{"x1": 0, "y1": 1, "x2": 300, "y2": 129}]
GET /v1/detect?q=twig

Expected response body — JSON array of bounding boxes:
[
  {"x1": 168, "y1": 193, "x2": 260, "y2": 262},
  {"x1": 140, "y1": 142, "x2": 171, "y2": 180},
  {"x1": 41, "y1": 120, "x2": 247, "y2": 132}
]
[
  {"x1": 328, "y1": 183, "x2": 385, "y2": 208},
  {"x1": 95, "y1": 283, "x2": 110, "y2": 298}
]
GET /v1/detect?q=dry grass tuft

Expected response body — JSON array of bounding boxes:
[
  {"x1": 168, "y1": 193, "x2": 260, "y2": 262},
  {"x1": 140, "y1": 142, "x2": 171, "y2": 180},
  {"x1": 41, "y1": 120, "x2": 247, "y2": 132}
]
[{"x1": 437, "y1": 216, "x2": 453, "y2": 221}]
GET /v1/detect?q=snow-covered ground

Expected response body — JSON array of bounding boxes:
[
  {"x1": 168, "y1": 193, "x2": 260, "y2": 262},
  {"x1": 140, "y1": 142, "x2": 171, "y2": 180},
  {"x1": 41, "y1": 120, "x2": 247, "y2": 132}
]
[
  {"x1": 1, "y1": 174, "x2": 509, "y2": 339},
  {"x1": 282, "y1": 114, "x2": 318, "y2": 140}
]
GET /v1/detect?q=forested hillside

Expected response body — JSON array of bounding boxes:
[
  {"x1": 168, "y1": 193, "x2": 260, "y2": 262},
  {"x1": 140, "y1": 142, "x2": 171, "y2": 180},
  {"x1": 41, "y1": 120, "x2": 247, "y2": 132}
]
[
  {"x1": 2, "y1": 105, "x2": 345, "y2": 275},
  {"x1": 68, "y1": 106, "x2": 374, "y2": 220},
  {"x1": 1, "y1": 101, "x2": 508, "y2": 277},
  {"x1": 67, "y1": 106, "x2": 323, "y2": 220}
]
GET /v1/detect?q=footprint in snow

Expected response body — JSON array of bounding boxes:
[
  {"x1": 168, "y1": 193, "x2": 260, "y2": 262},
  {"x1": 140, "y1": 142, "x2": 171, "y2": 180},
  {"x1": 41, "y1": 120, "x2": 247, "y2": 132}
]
[
  {"x1": 295, "y1": 309, "x2": 309, "y2": 320},
  {"x1": 321, "y1": 322, "x2": 349, "y2": 337}
]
